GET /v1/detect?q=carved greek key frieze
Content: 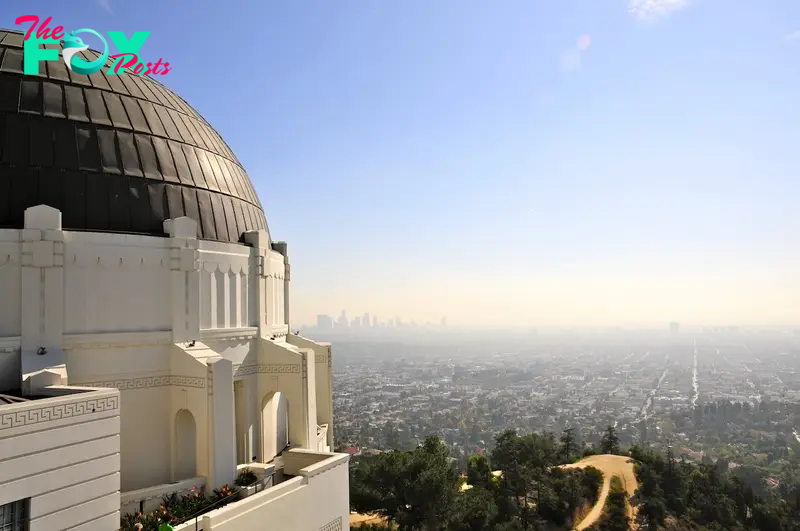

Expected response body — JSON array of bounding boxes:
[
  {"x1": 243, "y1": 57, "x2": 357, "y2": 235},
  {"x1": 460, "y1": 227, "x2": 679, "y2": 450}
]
[
  {"x1": 235, "y1": 364, "x2": 302, "y2": 376},
  {"x1": 315, "y1": 353, "x2": 327, "y2": 364},
  {"x1": 0, "y1": 394, "x2": 119, "y2": 431},
  {"x1": 75, "y1": 375, "x2": 206, "y2": 390}
]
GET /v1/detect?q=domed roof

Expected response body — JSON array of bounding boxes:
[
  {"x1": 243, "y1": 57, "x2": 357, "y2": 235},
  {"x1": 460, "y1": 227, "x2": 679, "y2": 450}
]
[{"x1": 0, "y1": 29, "x2": 268, "y2": 243}]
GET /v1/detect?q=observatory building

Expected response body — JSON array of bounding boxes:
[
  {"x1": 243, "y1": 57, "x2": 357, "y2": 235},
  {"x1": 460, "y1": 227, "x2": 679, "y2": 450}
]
[{"x1": 0, "y1": 29, "x2": 348, "y2": 531}]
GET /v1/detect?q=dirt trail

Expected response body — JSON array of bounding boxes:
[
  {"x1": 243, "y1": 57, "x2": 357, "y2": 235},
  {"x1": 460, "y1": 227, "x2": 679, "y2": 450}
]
[
  {"x1": 562, "y1": 454, "x2": 638, "y2": 530},
  {"x1": 350, "y1": 513, "x2": 388, "y2": 527}
]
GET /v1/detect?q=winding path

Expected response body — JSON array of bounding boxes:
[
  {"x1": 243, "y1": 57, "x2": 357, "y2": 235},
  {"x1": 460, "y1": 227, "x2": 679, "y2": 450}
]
[{"x1": 563, "y1": 454, "x2": 638, "y2": 530}]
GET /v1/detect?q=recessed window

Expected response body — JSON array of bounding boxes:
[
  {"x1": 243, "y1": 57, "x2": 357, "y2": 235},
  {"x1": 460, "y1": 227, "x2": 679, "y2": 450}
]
[{"x1": 0, "y1": 499, "x2": 28, "y2": 531}]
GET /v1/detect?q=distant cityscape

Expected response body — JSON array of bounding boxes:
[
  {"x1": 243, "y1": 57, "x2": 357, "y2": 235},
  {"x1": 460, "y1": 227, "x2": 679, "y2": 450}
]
[
  {"x1": 300, "y1": 314, "x2": 760, "y2": 338},
  {"x1": 303, "y1": 311, "x2": 449, "y2": 335}
]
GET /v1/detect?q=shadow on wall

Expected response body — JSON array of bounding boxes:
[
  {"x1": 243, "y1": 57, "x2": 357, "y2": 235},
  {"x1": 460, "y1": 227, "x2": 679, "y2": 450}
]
[{"x1": 261, "y1": 391, "x2": 288, "y2": 462}]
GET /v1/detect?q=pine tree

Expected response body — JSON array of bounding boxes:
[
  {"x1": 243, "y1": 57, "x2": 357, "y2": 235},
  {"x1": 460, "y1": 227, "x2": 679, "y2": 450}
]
[
  {"x1": 600, "y1": 426, "x2": 620, "y2": 454},
  {"x1": 559, "y1": 428, "x2": 578, "y2": 462}
]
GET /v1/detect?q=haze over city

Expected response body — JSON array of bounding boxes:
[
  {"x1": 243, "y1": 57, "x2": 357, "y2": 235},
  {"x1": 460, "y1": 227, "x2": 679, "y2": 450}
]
[
  {"x1": 1, "y1": 0, "x2": 800, "y2": 530},
  {"x1": 8, "y1": 0, "x2": 798, "y2": 329}
]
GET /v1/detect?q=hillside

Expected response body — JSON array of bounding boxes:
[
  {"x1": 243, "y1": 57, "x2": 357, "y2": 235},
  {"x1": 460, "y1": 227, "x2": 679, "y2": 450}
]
[{"x1": 563, "y1": 454, "x2": 638, "y2": 530}]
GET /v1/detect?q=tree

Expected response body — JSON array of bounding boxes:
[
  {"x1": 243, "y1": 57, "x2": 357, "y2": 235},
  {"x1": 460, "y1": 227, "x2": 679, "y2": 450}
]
[
  {"x1": 466, "y1": 455, "x2": 493, "y2": 490},
  {"x1": 448, "y1": 486, "x2": 497, "y2": 531},
  {"x1": 560, "y1": 427, "x2": 578, "y2": 463},
  {"x1": 600, "y1": 426, "x2": 620, "y2": 455},
  {"x1": 351, "y1": 436, "x2": 459, "y2": 531}
]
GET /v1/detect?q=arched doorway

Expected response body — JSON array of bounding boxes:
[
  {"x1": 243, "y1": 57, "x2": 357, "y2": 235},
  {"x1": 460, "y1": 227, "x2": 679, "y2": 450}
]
[
  {"x1": 261, "y1": 392, "x2": 289, "y2": 462},
  {"x1": 175, "y1": 409, "x2": 197, "y2": 480}
]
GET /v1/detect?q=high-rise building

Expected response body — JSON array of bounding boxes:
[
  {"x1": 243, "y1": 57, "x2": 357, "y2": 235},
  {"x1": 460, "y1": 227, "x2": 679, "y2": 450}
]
[
  {"x1": 363, "y1": 313, "x2": 371, "y2": 328},
  {"x1": 0, "y1": 31, "x2": 348, "y2": 531}
]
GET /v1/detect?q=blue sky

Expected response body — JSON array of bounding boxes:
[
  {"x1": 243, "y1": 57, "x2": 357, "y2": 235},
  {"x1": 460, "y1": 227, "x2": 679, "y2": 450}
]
[{"x1": 5, "y1": 0, "x2": 799, "y2": 327}]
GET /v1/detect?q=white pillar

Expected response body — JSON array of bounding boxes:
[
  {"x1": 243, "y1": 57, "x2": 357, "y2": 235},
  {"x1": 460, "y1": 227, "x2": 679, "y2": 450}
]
[
  {"x1": 207, "y1": 358, "x2": 236, "y2": 489},
  {"x1": 20, "y1": 205, "x2": 66, "y2": 383},
  {"x1": 302, "y1": 350, "x2": 317, "y2": 449},
  {"x1": 272, "y1": 242, "x2": 291, "y2": 330},
  {"x1": 243, "y1": 230, "x2": 270, "y2": 338},
  {"x1": 164, "y1": 217, "x2": 200, "y2": 344}
]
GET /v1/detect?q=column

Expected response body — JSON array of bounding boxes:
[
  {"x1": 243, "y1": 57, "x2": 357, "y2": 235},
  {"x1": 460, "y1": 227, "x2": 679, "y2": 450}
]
[
  {"x1": 164, "y1": 217, "x2": 200, "y2": 344},
  {"x1": 271, "y1": 241, "x2": 290, "y2": 330},
  {"x1": 302, "y1": 350, "x2": 317, "y2": 449},
  {"x1": 243, "y1": 230, "x2": 270, "y2": 338},
  {"x1": 207, "y1": 358, "x2": 236, "y2": 489},
  {"x1": 19, "y1": 205, "x2": 65, "y2": 381}
]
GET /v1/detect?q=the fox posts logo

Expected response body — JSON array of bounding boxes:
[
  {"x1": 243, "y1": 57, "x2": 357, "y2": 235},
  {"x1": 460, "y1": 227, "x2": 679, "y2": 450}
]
[{"x1": 15, "y1": 15, "x2": 172, "y2": 76}]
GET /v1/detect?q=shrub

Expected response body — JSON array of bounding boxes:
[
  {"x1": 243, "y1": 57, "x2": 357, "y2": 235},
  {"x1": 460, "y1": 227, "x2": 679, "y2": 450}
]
[
  {"x1": 235, "y1": 468, "x2": 258, "y2": 487},
  {"x1": 120, "y1": 484, "x2": 239, "y2": 530}
]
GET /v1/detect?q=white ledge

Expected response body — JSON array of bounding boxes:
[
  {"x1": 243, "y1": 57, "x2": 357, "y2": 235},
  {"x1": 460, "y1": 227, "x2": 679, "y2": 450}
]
[{"x1": 200, "y1": 328, "x2": 259, "y2": 341}]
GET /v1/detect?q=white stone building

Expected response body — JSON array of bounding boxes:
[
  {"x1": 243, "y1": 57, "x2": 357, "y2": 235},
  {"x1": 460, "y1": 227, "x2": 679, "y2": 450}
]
[{"x1": 0, "y1": 28, "x2": 349, "y2": 531}]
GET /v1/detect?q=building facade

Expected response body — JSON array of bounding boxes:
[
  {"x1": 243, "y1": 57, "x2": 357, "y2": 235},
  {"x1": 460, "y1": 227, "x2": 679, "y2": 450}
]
[{"x1": 0, "y1": 29, "x2": 348, "y2": 531}]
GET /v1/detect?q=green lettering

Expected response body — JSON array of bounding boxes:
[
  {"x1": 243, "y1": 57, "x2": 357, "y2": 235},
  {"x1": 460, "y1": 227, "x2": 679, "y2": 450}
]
[
  {"x1": 23, "y1": 37, "x2": 59, "y2": 75},
  {"x1": 106, "y1": 31, "x2": 150, "y2": 75}
]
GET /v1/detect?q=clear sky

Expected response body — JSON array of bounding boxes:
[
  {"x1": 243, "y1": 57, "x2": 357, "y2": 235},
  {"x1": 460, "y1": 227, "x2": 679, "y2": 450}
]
[{"x1": 5, "y1": 0, "x2": 799, "y2": 328}]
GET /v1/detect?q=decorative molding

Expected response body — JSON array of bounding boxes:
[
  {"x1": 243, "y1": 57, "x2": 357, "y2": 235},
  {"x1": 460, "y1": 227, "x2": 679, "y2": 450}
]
[
  {"x1": 64, "y1": 247, "x2": 171, "y2": 269},
  {"x1": 256, "y1": 250, "x2": 268, "y2": 278},
  {"x1": 200, "y1": 327, "x2": 258, "y2": 342},
  {"x1": 314, "y1": 353, "x2": 327, "y2": 364},
  {"x1": 63, "y1": 331, "x2": 172, "y2": 350},
  {"x1": 0, "y1": 394, "x2": 119, "y2": 431},
  {"x1": 74, "y1": 375, "x2": 205, "y2": 390},
  {"x1": 21, "y1": 231, "x2": 65, "y2": 268},
  {"x1": 319, "y1": 517, "x2": 342, "y2": 531},
  {"x1": 235, "y1": 364, "x2": 301, "y2": 376},
  {"x1": 269, "y1": 325, "x2": 289, "y2": 339},
  {"x1": 169, "y1": 246, "x2": 200, "y2": 272},
  {"x1": 199, "y1": 256, "x2": 251, "y2": 275}
]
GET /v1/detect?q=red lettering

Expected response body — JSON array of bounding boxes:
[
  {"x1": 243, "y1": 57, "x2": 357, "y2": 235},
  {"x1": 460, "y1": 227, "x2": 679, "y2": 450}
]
[
  {"x1": 109, "y1": 53, "x2": 139, "y2": 74},
  {"x1": 15, "y1": 16, "x2": 62, "y2": 41},
  {"x1": 160, "y1": 63, "x2": 171, "y2": 74},
  {"x1": 143, "y1": 62, "x2": 153, "y2": 76},
  {"x1": 14, "y1": 15, "x2": 39, "y2": 41},
  {"x1": 35, "y1": 17, "x2": 54, "y2": 39},
  {"x1": 150, "y1": 58, "x2": 165, "y2": 75},
  {"x1": 133, "y1": 63, "x2": 145, "y2": 75}
]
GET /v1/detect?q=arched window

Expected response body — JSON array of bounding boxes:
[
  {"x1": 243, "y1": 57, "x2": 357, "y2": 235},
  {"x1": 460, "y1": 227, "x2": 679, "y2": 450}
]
[{"x1": 175, "y1": 409, "x2": 197, "y2": 480}]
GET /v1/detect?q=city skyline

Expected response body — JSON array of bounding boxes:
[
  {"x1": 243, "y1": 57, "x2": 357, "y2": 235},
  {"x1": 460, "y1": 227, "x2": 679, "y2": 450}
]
[
  {"x1": 308, "y1": 311, "x2": 449, "y2": 331},
  {"x1": 299, "y1": 313, "x2": 787, "y2": 334}
]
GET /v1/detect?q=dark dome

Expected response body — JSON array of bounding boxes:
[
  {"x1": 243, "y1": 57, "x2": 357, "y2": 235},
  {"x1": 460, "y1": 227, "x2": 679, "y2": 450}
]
[{"x1": 0, "y1": 29, "x2": 268, "y2": 242}]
